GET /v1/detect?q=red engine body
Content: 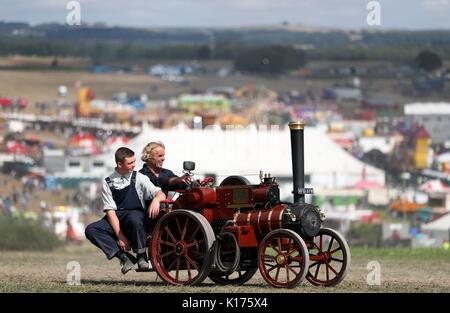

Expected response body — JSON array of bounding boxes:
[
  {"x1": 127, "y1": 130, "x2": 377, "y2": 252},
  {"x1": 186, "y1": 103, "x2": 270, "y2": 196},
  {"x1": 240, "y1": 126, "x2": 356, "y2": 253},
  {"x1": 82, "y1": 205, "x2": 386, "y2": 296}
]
[{"x1": 171, "y1": 180, "x2": 291, "y2": 248}]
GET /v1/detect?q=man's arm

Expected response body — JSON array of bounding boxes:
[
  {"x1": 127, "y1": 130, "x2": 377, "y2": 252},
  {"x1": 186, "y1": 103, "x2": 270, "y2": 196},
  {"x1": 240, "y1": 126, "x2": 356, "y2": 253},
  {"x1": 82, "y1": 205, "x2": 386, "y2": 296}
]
[
  {"x1": 102, "y1": 178, "x2": 130, "y2": 251},
  {"x1": 105, "y1": 210, "x2": 131, "y2": 251},
  {"x1": 166, "y1": 169, "x2": 191, "y2": 189},
  {"x1": 138, "y1": 173, "x2": 165, "y2": 218},
  {"x1": 168, "y1": 175, "x2": 191, "y2": 186},
  {"x1": 148, "y1": 190, "x2": 166, "y2": 219},
  {"x1": 101, "y1": 179, "x2": 117, "y2": 212}
]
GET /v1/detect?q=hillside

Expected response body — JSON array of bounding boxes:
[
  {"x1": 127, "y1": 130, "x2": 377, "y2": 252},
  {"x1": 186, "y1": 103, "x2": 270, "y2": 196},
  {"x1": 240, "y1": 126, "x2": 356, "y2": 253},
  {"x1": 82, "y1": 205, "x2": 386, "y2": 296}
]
[{"x1": 2, "y1": 21, "x2": 450, "y2": 50}]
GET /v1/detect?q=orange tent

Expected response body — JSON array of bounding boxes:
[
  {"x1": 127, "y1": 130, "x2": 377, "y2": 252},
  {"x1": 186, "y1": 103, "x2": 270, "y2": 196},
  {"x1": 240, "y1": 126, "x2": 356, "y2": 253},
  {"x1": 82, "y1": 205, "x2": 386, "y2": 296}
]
[{"x1": 389, "y1": 198, "x2": 426, "y2": 213}]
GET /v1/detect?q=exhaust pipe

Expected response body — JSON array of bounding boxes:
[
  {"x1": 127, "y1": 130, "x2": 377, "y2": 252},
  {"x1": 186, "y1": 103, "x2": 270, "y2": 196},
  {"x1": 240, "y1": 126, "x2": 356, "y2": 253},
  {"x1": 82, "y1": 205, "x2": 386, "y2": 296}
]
[{"x1": 289, "y1": 121, "x2": 305, "y2": 204}]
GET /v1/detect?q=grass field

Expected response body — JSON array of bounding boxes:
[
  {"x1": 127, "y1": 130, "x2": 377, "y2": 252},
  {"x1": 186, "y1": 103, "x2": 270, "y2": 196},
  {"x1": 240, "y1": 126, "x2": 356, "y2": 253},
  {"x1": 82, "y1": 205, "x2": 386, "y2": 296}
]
[{"x1": 1, "y1": 242, "x2": 449, "y2": 293}]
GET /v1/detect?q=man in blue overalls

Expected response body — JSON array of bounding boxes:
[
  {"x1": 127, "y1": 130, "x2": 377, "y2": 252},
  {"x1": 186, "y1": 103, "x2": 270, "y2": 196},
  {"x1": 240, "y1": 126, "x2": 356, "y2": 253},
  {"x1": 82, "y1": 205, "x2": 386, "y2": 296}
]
[{"x1": 85, "y1": 147, "x2": 166, "y2": 274}]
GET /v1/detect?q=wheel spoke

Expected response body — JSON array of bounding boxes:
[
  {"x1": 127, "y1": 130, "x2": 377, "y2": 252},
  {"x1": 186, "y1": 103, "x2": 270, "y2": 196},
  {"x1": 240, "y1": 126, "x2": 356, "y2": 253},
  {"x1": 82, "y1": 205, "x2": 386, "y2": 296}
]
[
  {"x1": 309, "y1": 261, "x2": 319, "y2": 269},
  {"x1": 285, "y1": 265, "x2": 290, "y2": 282},
  {"x1": 314, "y1": 262, "x2": 321, "y2": 278},
  {"x1": 186, "y1": 258, "x2": 192, "y2": 281},
  {"x1": 181, "y1": 218, "x2": 189, "y2": 241},
  {"x1": 164, "y1": 226, "x2": 177, "y2": 243},
  {"x1": 329, "y1": 246, "x2": 342, "y2": 254},
  {"x1": 330, "y1": 257, "x2": 344, "y2": 263},
  {"x1": 191, "y1": 225, "x2": 200, "y2": 239},
  {"x1": 328, "y1": 263, "x2": 339, "y2": 276},
  {"x1": 287, "y1": 238, "x2": 292, "y2": 255},
  {"x1": 175, "y1": 257, "x2": 181, "y2": 281},
  {"x1": 160, "y1": 240, "x2": 175, "y2": 247},
  {"x1": 165, "y1": 257, "x2": 177, "y2": 272},
  {"x1": 275, "y1": 266, "x2": 281, "y2": 281},
  {"x1": 327, "y1": 237, "x2": 335, "y2": 252},
  {"x1": 186, "y1": 239, "x2": 205, "y2": 248},
  {"x1": 185, "y1": 254, "x2": 199, "y2": 270},
  {"x1": 325, "y1": 262, "x2": 330, "y2": 281},
  {"x1": 175, "y1": 217, "x2": 182, "y2": 238},
  {"x1": 287, "y1": 246, "x2": 297, "y2": 256},
  {"x1": 270, "y1": 241, "x2": 281, "y2": 254},
  {"x1": 287, "y1": 265, "x2": 298, "y2": 276},
  {"x1": 314, "y1": 243, "x2": 322, "y2": 253},
  {"x1": 267, "y1": 264, "x2": 277, "y2": 273},
  {"x1": 161, "y1": 250, "x2": 175, "y2": 258},
  {"x1": 189, "y1": 248, "x2": 205, "y2": 258}
]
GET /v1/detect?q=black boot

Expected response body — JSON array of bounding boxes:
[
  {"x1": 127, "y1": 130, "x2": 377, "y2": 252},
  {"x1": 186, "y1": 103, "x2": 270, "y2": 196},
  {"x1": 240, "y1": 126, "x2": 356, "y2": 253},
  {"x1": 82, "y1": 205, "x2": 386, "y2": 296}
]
[
  {"x1": 136, "y1": 252, "x2": 149, "y2": 270},
  {"x1": 115, "y1": 251, "x2": 137, "y2": 274}
]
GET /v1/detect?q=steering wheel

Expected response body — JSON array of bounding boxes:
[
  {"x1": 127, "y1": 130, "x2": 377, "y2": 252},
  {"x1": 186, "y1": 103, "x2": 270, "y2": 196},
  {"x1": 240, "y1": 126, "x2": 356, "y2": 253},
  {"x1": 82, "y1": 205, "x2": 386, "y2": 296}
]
[{"x1": 198, "y1": 176, "x2": 215, "y2": 187}]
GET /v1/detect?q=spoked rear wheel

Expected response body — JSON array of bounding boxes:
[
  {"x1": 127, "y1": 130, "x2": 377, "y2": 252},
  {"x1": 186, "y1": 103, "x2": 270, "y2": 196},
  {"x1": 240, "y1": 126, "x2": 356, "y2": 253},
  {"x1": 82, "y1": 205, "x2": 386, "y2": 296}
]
[
  {"x1": 258, "y1": 229, "x2": 309, "y2": 288},
  {"x1": 151, "y1": 209, "x2": 216, "y2": 285},
  {"x1": 306, "y1": 228, "x2": 350, "y2": 287}
]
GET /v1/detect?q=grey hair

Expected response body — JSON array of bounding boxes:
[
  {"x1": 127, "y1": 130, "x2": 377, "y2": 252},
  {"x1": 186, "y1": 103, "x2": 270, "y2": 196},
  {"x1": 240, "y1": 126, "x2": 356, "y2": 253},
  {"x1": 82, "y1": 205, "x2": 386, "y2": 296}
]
[{"x1": 141, "y1": 141, "x2": 165, "y2": 162}]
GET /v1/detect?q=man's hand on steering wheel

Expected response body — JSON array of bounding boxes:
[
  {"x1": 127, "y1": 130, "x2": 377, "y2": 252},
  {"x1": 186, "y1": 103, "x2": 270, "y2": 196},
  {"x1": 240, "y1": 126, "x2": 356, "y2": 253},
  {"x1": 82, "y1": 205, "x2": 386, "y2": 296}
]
[
  {"x1": 198, "y1": 176, "x2": 214, "y2": 187},
  {"x1": 180, "y1": 174, "x2": 192, "y2": 185}
]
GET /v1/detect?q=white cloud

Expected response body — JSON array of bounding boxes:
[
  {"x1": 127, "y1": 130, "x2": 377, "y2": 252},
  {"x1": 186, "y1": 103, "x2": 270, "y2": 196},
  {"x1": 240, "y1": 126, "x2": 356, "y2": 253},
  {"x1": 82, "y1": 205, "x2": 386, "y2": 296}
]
[
  {"x1": 213, "y1": 0, "x2": 307, "y2": 10},
  {"x1": 0, "y1": 0, "x2": 448, "y2": 29}
]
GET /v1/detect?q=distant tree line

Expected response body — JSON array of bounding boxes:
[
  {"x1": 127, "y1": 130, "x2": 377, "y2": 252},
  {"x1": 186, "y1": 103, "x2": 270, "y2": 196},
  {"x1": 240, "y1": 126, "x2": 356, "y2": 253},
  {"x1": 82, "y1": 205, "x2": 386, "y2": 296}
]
[
  {"x1": 2, "y1": 22, "x2": 450, "y2": 61},
  {"x1": 0, "y1": 37, "x2": 217, "y2": 61},
  {"x1": 1, "y1": 25, "x2": 448, "y2": 74},
  {"x1": 310, "y1": 45, "x2": 450, "y2": 63}
]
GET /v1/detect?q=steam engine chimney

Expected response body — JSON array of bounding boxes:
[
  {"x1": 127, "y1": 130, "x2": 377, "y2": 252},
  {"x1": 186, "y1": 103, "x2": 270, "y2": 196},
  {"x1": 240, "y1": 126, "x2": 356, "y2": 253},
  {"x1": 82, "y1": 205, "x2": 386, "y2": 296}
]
[{"x1": 289, "y1": 121, "x2": 305, "y2": 204}]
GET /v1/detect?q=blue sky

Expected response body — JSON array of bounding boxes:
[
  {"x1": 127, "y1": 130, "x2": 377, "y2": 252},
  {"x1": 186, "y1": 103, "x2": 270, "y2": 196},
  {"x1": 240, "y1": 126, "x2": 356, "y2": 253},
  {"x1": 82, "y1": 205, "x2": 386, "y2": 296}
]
[{"x1": 1, "y1": 0, "x2": 449, "y2": 29}]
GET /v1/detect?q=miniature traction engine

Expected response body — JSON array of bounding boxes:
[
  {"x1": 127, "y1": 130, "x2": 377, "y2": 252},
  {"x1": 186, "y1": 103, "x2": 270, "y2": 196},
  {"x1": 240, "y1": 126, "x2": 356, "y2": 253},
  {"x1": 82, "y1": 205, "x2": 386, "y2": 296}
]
[{"x1": 148, "y1": 121, "x2": 350, "y2": 288}]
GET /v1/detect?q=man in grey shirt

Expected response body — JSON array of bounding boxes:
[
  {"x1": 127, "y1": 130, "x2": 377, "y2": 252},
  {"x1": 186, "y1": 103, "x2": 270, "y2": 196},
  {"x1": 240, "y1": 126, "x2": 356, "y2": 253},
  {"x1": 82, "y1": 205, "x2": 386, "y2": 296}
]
[{"x1": 85, "y1": 147, "x2": 166, "y2": 274}]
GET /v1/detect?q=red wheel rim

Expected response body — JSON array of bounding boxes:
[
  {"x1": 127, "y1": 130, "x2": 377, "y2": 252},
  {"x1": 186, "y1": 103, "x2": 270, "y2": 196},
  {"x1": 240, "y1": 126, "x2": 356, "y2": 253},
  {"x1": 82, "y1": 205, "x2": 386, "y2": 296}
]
[
  {"x1": 152, "y1": 210, "x2": 214, "y2": 285},
  {"x1": 258, "y1": 229, "x2": 309, "y2": 288},
  {"x1": 306, "y1": 228, "x2": 350, "y2": 287}
]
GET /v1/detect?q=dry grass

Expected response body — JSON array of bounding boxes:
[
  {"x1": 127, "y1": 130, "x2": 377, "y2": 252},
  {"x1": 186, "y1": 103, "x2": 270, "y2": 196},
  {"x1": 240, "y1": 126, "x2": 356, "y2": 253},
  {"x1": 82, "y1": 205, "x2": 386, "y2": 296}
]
[
  {"x1": 0, "y1": 242, "x2": 449, "y2": 293},
  {"x1": 0, "y1": 69, "x2": 163, "y2": 105},
  {"x1": 0, "y1": 68, "x2": 322, "y2": 105}
]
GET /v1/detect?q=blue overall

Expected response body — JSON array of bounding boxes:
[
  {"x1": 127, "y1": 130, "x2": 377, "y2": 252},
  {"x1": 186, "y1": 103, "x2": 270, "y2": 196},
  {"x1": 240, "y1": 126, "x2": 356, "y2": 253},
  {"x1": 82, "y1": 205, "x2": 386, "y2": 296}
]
[{"x1": 85, "y1": 171, "x2": 151, "y2": 259}]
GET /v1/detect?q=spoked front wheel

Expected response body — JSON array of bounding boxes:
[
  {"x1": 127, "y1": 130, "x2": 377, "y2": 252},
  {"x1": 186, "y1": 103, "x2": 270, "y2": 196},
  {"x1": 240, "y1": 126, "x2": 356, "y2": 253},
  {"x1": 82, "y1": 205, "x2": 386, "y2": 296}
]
[
  {"x1": 258, "y1": 229, "x2": 309, "y2": 288},
  {"x1": 306, "y1": 227, "x2": 350, "y2": 287}
]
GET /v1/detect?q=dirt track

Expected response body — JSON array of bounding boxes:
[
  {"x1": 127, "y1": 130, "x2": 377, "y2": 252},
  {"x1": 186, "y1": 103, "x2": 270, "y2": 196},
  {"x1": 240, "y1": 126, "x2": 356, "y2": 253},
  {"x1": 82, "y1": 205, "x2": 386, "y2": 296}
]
[{"x1": 0, "y1": 243, "x2": 449, "y2": 293}]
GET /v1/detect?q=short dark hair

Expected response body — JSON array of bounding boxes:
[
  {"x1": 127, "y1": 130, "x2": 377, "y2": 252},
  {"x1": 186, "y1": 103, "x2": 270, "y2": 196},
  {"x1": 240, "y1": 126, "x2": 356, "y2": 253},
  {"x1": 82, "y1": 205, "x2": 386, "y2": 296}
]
[{"x1": 115, "y1": 147, "x2": 135, "y2": 164}]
